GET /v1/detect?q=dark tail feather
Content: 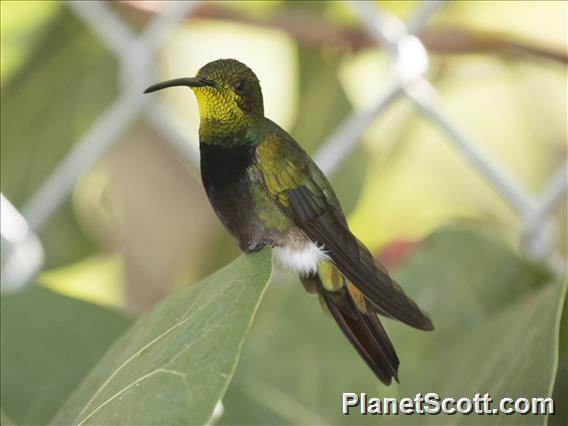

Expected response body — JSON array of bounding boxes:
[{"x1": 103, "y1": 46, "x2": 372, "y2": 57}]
[{"x1": 320, "y1": 285, "x2": 399, "y2": 385}]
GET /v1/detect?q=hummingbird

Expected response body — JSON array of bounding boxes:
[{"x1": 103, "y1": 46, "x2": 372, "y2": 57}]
[{"x1": 145, "y1": 59, "x2": 433, "y2": 385}]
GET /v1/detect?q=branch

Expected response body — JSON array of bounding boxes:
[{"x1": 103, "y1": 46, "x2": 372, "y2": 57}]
[{"x1": 121, "y1": 1, "x2": 567, "y2": 64}]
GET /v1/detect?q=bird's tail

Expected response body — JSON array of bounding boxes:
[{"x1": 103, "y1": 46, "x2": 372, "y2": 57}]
[{"x1": 301, "y1": 262, "x2": 400, "y2": 385}]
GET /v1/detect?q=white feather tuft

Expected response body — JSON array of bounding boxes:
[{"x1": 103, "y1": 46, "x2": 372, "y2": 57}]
[{"x1": 273, "y1": 242, "x2": 329, "y2": 276}]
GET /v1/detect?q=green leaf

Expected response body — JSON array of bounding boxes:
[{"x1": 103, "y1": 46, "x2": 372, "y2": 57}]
[
  {"x1": 391, "y1": 225, "x2": 553, "y2": 362},
  {"x1": 1, "y1": 287, "x2": 131, "y2": 426},
  {"x1": 389, "y1": 226, "x2": 562, "y2": 426},
  {"x1": 400, "y1": 282, "x2": 565, "y2": 425},
  {"x1": 1, "y1": 407, "x2": 16, "y2": 426},
  {"x1": 220, "y1": 226, "x2": 563, "y2": 425},
  {"x1": 52, "y1": 249, "x2": 272, "y2": 426},
  {"x1": 220, "y1": 279, "x2": 379, "y2": 426}
]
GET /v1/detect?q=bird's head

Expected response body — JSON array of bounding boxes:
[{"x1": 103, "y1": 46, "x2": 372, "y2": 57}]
[{"x1": 144, "y1": 59, "x2": 264, "y2": 135}]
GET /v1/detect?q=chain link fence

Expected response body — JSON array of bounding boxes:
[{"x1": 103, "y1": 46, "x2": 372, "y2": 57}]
[{"x1": 1, "y1": 0, "x2": 566, "y2": 292}]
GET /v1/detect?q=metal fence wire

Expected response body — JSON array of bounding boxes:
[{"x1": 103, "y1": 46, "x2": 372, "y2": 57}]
[{"x1": 1, "y1": 1, "x2": 567, "y2": 292}]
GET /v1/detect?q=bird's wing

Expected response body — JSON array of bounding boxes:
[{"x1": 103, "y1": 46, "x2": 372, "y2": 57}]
[{"x1": 254, "y1": 129, "x2": 433, "y2": 330}]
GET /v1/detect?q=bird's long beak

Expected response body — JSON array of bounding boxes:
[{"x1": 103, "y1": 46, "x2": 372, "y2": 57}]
[{"x1": 143, "y1": 77, "x2": 215, "y2": 94}]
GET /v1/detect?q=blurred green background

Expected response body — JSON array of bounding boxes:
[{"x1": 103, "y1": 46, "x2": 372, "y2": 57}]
[{"x1": 1, "y1": 1, "x2": 566, "y2": 425}]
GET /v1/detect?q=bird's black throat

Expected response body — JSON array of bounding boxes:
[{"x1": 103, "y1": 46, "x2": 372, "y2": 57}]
[
  {"x1": 200, "y1": 142, "x2": 256, "y2": 190},
  {"x1": 199, "y1": 140, "x2": 260, "y2": 252}
]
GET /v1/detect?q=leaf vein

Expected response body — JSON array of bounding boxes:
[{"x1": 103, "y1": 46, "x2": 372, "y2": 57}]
[{"x1": 77, "y1": 369, "x2": 188, "y2": 425}]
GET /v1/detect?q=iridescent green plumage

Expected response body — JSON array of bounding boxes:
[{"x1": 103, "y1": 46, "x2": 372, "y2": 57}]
[{"x1": 145, "y1": 58, "x2": 433, "y2": 385}]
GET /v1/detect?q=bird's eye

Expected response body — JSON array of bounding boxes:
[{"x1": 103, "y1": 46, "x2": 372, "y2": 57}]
[{"x1": 232, "y1": 79, "x2": 245, "y2": 93}]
